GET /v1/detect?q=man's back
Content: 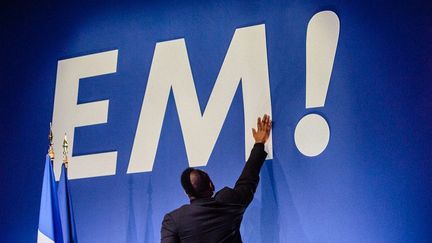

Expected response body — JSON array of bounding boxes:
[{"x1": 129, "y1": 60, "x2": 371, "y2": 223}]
[
  {"x1": 161, "y1": 143, "x2": 268, "y2": 243},
  {"x1": 163, "y1": 194, "x2": 245, "y2": 242}
]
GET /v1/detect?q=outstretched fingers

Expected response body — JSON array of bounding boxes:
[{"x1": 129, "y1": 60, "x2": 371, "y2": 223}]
[
  {"x1": 266, "y1": 118, "x2": 272, "y2": 132},
  {"x1": 252, "y1": 114, "x2": 272, "y2": 143},
  {"x1": 257, "y1": 117, "x2": 262, "y2": 131},
  {"x1": 262, "y1": 114, "x2": 271, "y2": 133}
]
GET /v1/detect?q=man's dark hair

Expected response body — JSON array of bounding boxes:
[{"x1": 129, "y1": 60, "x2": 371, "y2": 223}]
[{"x1": 181, "y1": 168, "x2": 214, "y2": 198}]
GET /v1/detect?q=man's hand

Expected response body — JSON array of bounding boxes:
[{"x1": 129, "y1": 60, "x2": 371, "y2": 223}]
[{"x1": 252, "y1": 114, "x2": 272, "y2": 144}]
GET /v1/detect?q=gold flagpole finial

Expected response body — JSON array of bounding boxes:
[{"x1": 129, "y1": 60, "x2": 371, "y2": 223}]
[
  {"x1": 62, "y1": 133, "x2": 69, "y2": 168},
  {"x1": 48, "y1": 122, "x2": 55, "y2": 160}
]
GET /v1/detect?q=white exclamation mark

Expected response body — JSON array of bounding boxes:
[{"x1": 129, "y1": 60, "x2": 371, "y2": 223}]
[{"x1": 294, "y1": 11, "x2": 340, "y2": 157}]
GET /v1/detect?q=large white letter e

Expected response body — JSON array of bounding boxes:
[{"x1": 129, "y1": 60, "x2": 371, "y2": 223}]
[{"x1": 51, "y1": 50, "x2": 118, "y2": 180}]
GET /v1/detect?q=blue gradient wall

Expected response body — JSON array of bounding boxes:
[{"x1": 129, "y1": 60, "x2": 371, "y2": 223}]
[{"x1": 1, "y1": 1, "x2": 431, "y2": 242}]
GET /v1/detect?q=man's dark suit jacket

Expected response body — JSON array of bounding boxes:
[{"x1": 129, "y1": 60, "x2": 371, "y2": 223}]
[{"x1": 161, "y1": 143, "x2": 267, "y2": 243}]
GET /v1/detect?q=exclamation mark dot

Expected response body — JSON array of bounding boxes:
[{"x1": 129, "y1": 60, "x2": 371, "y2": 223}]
[{"x1": 294, "y1": 11, "x2": 340, "y2": 157}]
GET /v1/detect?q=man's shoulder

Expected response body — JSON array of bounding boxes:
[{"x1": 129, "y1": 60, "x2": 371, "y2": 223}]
[
  {"x1": 214, "y1": 187, "x2": 234, "y2": 198},
  {"x1": 214, "y1": 187, "x2": 243, "y2": 204},
  {"x1": 165, "y1": 204, "x2": 190, "y2": 216}
]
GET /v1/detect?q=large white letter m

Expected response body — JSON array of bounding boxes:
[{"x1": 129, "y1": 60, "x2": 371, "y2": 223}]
[{"x1": 128, "y1": 24, "x2": 273, "y2": 173}]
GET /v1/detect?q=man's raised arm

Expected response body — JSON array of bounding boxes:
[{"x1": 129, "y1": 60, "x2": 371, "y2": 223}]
[{"x1": 216, "y1": 114, "x2": 272, "y2": 206}]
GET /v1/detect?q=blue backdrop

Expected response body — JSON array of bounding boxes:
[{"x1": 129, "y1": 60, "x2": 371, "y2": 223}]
[{"x1": 1, "y1": 1, "x2": 431, "y2": 242}]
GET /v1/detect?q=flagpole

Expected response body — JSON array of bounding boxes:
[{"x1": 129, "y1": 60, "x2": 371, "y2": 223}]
[
  {"x1": 48, "y1": 122, "x2": 55, "y2": 161},
  {"x1": 62, "y1": 134, "x2": 69, "y2": 168},
  {"x1": 58, "y1": 133, "x2": 78, "y2": 242},
  {"x1": 37, "y1": 123, "x2": 64, "y2": 243}
]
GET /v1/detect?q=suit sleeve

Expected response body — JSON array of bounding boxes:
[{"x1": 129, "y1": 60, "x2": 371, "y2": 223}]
[
  {"x1": 217, "y1": 143, "x2": 267, "y2": 206},
  {"x1": 161, "y1": 214, "x2": 180, "y2": 243}
]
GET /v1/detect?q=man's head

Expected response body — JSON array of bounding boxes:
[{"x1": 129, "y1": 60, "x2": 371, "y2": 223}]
[{"x1": 181, "y1": 168, "x2": 215, "y2": 199}]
